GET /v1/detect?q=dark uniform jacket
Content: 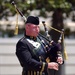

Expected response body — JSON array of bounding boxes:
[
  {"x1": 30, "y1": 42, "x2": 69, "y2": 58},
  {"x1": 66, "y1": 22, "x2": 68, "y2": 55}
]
[{"x1": 16, "y1": 35, "x2": 62, "y2": 75}]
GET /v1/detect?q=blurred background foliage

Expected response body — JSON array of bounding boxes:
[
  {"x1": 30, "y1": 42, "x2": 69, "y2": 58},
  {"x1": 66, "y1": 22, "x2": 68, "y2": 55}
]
[
  {"x1": 0, "y1": 0, "x2": 75, "y2": 38},
  {"x1": 0, "y1": 0, "x2": 72, "y2": 18}
]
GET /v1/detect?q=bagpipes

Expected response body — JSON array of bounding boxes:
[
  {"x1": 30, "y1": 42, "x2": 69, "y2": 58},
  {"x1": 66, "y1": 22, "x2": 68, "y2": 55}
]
[
  {"x1": 11, "y1": 1, "x2": 68, "y2": 62},
  {"x1": 41, "y1": 21, "x2": 64, "y2": 62}
]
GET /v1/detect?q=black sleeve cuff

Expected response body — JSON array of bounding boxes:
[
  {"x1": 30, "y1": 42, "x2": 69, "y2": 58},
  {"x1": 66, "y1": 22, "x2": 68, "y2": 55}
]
[{"x1": 42, "y1": 63, "x2": 48, "y2": 72}]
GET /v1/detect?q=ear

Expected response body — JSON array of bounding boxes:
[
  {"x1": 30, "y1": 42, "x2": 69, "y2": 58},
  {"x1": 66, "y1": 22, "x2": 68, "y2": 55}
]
[
  {"x1": 25, "y1": 25, "x2": 29, "y2": 31},
  {"x1": 25, "y1": 25, "x2": 31, "y2": 36}
]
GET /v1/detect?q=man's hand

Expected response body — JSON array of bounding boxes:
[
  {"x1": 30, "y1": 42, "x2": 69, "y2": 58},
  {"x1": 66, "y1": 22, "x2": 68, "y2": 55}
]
[
  {"x1": 48, "y1": 62, "x2": 59, "y2": 70},
  {"x1": 57, "y1": 57, "x2": 63, "y2": 64}
]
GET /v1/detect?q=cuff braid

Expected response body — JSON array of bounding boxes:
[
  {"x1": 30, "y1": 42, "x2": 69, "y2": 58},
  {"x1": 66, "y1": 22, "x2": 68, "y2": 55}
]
[{"x1": 41, "y1": 62, "x2": 45, "y2": 72}]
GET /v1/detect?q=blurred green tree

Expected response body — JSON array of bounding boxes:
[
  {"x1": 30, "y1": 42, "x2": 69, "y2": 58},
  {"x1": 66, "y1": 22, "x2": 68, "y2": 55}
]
[{"x1": 0, "y1": 0, "x2": 74, "y2": 38}]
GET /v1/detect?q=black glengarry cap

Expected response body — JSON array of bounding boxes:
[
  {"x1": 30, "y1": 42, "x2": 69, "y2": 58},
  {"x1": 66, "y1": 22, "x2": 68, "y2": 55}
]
[{"x1": 26, "y1": 16, "x2": 39, "y2": 25}]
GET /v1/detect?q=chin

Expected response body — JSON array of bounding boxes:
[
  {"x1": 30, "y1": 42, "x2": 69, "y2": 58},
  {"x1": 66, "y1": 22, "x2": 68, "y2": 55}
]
[
  {"x1": 33, "y1": 36, "x2": 37, "y2": 38},
  {"x1": 33, "y1": 35, "x2": 38, "y2": 37}
]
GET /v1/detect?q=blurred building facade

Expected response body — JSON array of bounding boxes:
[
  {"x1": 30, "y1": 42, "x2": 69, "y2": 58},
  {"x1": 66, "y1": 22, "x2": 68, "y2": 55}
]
[{"x1": 0, "y1": 38, "x2": 75, "y2": 75}]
